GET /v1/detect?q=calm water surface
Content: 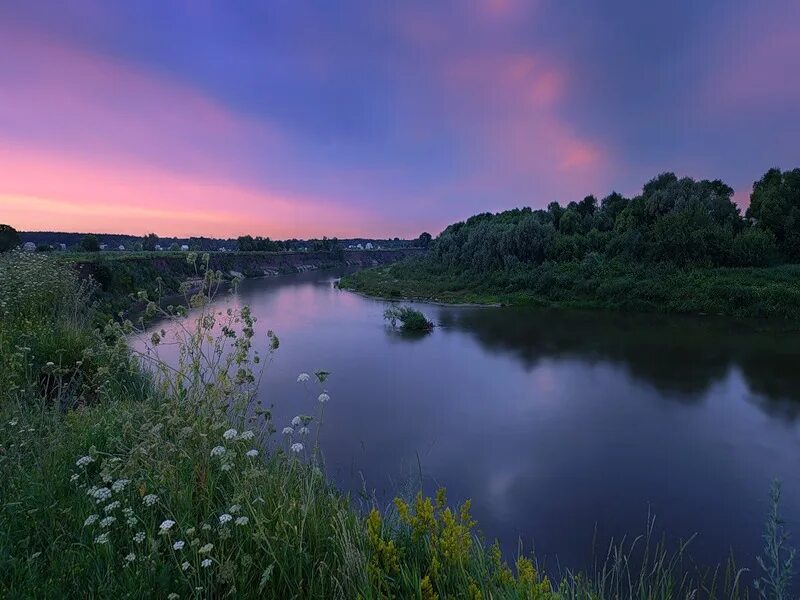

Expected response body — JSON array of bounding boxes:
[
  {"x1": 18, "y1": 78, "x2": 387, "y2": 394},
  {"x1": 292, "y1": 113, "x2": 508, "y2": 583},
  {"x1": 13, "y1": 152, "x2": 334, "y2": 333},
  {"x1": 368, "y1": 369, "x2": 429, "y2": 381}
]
[{"x1": 136, "y1": 269, "x2": 800, "y2": 575}]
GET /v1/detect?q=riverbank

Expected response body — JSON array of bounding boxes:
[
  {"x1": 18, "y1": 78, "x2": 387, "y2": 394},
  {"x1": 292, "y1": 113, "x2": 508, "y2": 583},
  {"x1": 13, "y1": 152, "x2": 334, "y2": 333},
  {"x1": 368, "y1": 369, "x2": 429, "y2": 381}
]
[
  {"x1": 66, "y1": 248, "x2": 421, "y2": 320},
  {"x1": 0, "y1": 252, "x2": 785, "y2": 598},
  {"x1": 340, "y1": 259, "x2": 800, "y2": 321}
]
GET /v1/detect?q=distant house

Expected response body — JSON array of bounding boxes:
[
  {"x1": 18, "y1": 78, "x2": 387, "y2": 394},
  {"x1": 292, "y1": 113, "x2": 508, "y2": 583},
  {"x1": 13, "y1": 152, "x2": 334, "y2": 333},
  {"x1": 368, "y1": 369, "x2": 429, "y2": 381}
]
[
  {"x1": 180, "y1": 244, "x2": 189, "y2": 251},
  {"x1": 356, "y1": 243, "x2": 363, "y2": 250},
  {"x1": 23, "y1": 242, "x2": 36, "y2": 252},
  {"x1": 59, "y1": 243, "x2": 66, "y2": 251},
  {"x1": 118, "y1": 245, "x2": 125, "y2": 251},
  {"x1": 154, "y1": 244, "x2": 163, "y2": 251},
  {"x1": 218, "y1": 247, "x2": 227, "y2": 252},
  {"x1": 365, "y1": 242, "x2": 373, "y2": 250},
  {"x1": 99, "y1": 244, "x2": 108, "y2": 251}
]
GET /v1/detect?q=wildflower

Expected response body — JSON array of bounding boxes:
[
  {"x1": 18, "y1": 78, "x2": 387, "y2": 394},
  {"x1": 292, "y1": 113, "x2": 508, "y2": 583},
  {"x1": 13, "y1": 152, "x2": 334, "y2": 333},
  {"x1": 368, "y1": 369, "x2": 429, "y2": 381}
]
[
  {"x1": 282, "y1": 427, "x2": 294, "y2": 435},
  {"x1": 92, "y1": 487, "x2": 112, "y2": 503},
  {"x1": 70, "y1": 473, "x2": 80, "y2": 482},
  {"x1": 291, "y1": 442, "x2": 304, "y2": 453},
  {"x1": 143, "y1": 494, "x2": 159, "y2": 507},
  {"x1": 159, "y1": 520, "x2": 176, "y2": 533},
  {"x1": 246, "y1": 449, "x2": 258, "y2": 458},
  {"x1": 219, "y1": 513, "x2": 232, "y2": 525},
  {"x1": 84, "y1": 514, "x2": 99, "y2": 527},
  {"x1": 45, "y1": 361, "x2": 54, "y2": 367},
  {"x1": 181, "y1": 561, "x2": 191, "y2": 571},
  {"x1": 134, "y1": 531, "x2": 145, "y2": 544},
  {"x1": 235, "y1": 516, "x2": 249, "y2": 526},
  {"x1": 201, "y1": 558, "x2": 212, "y2": 568},
  {"x1": 94, "y1": 532, "x2": 109, "y2": 545},
  {"x1": 199, "y1": 543, "x2": 214, "y2": 554},
  {"x1": 101, "y1": 473, "x2": 113, "y2": 483},
  {"x1": 125, "y1": 553, "x2": 136, "y2": 563},
  {"x1": 299, "y1": 426, "x2": 310, "y2": 436},
  {"x1": 318, "y1": 392, "x2": 330, "y2": 403},
  {"x1": 104, "y1": 501, "x2": 120, "y2": 513},
  {"x1": 173, "y1": 540, "x2": 185, "y2": 550},
  {"x1": 210, "y1": 446, "x2": 226, "y2": 457},
  {"x1": 291, "y1": 416, "x2": 302, "y2": 427},
  {"x1": 100, "y1": 516, "x2": 116, "y2": 527},
  {"x1": 222, "y1": 428, "x2": 238, "y2": 441},
  {"x1": 123, "y1": 507, "x2": 134, "y2": 518},
  {"x1": 297, "y1": 373, "x2": 310, "y2": 382},
  {"x1": 229, "y1": 504, "x2": 241, "y2": 514},
  {"x1": 240, "y1": 430, "x2": 255, "y2": 441},
  {"x1": 186, "y1": 527, "x2": 196, "y2": 537},
  {"x1": 168, "y1": 594, "x2": 179, "y2": 600},
  {"x1": 201, "y1": 524, "x2": 211, "y2": 532},
  {"x1": 76, "y1": 455, "x2": 95, "y2": 468},
  {"x1": 221, "y1": 463, "x2": 233, "y2": 472},
  {"x1": 112, "y1": 479, "x2": 130, "y2": 493}
]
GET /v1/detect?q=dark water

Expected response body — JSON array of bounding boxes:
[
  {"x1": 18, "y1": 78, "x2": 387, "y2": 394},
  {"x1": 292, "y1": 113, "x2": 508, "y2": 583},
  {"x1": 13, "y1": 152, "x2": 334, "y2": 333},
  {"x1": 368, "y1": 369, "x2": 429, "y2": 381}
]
[{"x1": 136, "y1": 269, "x2": 800, "y2": 577}]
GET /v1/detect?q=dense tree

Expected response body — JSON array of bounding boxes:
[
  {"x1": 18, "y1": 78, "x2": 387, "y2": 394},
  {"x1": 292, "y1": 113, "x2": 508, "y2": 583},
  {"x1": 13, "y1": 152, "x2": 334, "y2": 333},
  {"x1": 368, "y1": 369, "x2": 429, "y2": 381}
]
[
  {"x1": 417, "y1": 232, "x2": 432, "y2": 248},
  {"x1": 0, "y1": 224, "x2": 20, "y2": 252},
  {"x1": 237, "y1": 235, "x2": 282, "y2": 252},
  {"x1": 80, "y1": 235, "x2": 100, "y2": 252},
  {"x1": 746, "y1": 168, "x2": 800, "y2": 259},
  {"x1": 142, "y1": 233, "x2": 159, "y2": 251},
  {"x1": 422, "y1": 169, "x2": 799, "y2": 274}
]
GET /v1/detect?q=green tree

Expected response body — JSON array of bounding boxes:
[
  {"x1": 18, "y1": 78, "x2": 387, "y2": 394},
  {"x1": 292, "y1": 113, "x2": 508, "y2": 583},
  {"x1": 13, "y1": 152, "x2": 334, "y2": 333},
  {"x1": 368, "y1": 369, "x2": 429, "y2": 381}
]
[
  {"x1": 746, "y1": 168, "x2": 800, "y2": 259},
  {"x1": 0, "y1": 224, "x2": 20, "y2": 252},
  {"x1": 142, "y1": 233, "x2": 159, "y2": 251},
  {"x1": 79, "y1": 234, "x2": 100, "y2": 252},
  {"x1": 417, "y1": 232, "x2": 432, "y2": 248}
]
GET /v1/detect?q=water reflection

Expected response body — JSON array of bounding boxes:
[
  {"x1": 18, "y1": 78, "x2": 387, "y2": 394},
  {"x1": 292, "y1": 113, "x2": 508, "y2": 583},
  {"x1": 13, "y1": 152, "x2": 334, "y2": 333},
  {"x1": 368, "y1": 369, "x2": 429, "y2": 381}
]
[{"x1": 136, "y1": 269, "x2": 800, "y2": 582}]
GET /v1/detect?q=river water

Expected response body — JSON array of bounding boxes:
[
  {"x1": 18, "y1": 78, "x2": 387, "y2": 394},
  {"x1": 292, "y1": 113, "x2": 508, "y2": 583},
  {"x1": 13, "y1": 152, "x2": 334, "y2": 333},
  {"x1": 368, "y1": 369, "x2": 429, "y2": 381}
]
[{"x1": 135, "y1": 268, "x2": 800, "y2": 577}]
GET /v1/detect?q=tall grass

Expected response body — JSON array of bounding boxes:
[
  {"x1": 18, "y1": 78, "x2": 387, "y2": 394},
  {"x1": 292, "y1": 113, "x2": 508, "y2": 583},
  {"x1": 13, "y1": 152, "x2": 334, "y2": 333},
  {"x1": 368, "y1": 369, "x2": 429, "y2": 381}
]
[{"x1": 0, "y1": 251, "x2": 793, "y2": 598}]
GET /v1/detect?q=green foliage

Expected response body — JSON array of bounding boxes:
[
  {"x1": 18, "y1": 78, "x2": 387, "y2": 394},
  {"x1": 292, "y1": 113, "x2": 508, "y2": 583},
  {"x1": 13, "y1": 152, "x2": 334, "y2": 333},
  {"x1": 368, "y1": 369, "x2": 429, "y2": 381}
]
[
  {"x1": 755, "y1": 481, "x2": 797, "y2": 600},
  {"x1": 141, "y1": 233, "x2": 159, "y2": 251},
  {"x1": 0, "y1": 224, "x2": 20, "y2": 252},
  {"x1": 384, "y1": 306, "x2": 434, "y2": 331},
  {"x1": 747, "y1": 168, "x2": 800, "y2": 260},
  {"x1": 236, "y1": 235, "x2": 282, "y2": 252},
  {"x1": 80, "y1": 234, "x2": 101, "y2": 252}
]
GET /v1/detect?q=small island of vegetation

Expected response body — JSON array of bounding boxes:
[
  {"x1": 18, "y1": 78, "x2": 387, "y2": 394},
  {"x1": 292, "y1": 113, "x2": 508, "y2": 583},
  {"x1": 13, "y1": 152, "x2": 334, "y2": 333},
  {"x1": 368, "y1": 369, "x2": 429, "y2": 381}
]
[
  {"x1": 383, "y1": 306, "x2": 434, "y2": 331},
  {"x1": 342, "y1": 168, "x2": 800, "y2": 320}
]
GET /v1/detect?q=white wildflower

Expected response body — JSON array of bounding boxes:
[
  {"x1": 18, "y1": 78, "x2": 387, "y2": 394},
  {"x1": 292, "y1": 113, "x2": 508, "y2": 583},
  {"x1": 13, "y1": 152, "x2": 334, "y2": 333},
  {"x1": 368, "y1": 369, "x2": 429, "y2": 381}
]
[
  {"x1": 101, "y1": 473, "x2": 113, "y2": 483},
  {"x1": 290, "y1": 442, "x2": 304, "y2": 453},
  {"x1": 173, "y1": 540, "x2": 185, "y2": 550},
  {"x1": 201, "y1": 558, "x2": 212, "y2": 568},
  {"x1": 218, "y1": 513, "x2": 232, "y2": 525},
  {"x1": 229, "y1": 504, "x2": 241, "y2": 514},
  {"x1": 92, "y1": 487, "x2": 112, "y2": 502},
  {"x1": 104, "y1": 501, "x2": 120, "y2": 513},
  {"x1": 186, "y1": 527, "x2": 196, "y2": 537},
  {"x1": 299, "y1": 426, "x2": 310, "y2": 436},
  {"x1": 240, "y1": 430, "x2": 255, "y2": 441},
  {"x1": 168, "y1": 594, "x2": 179, "y2": 600},
  {"x1": 94, "y1": 532, "x2": 109, "y2": 545},
  {"x1": 100, "y1": 516, "x2": 116, "y2": 527},
  {"x1": 76, "y1": 455, "x2": 94, "y2": 468},
  {"x1": 199, "y1": 543, "x2": 214, "y2": 554},
  {"x1": 111, "y1": 479, "x2": 129, "y2": 493},
  {"x1": 235, "y1": 516, "x2": 249, "y2": 526},
  {"x1": 143, "y1": 494, "x2": 159, "y2": 507},
  {"x1": 70, "y1": 473, "x2": 80, "y2": 482},
  {"x1": 221, "y1": 463, "x2": 233, "y2": 472},
  {"x1": 222, "y1": 428, "x2": 238, "y2": 441},
  {"x1": 282, "y1": 427, "x2": 294, "y2": 435},
  {"x1": 133, "y1": 531, "x2": 145, "y2": 544},
  {"x1": 125, "y1": 553, "x2": 136, "y2": 563},
  {"x1": 318, "y1": 392, "x2": 330, "y2": 403},
  {"x1": 159, "y1": 519, "x2": 175, "y2": 533},
  {"x1": 181, "y1": 561, "x2": 191, "y2": 571},
  {"x1": 291, "y1": 416, "x2": 302, "y2": 427},
  {"x1": 210, "y1": 446, "x2": 226, "y2": 457},
  {"x1": 84, "y1": 514, "x2": 99, "y2": 527},
  {"x1": 246, "y1": 449, "x2": 258, "y2": 458},
  {"x1": 201, "y1": 524, "x2": 212, "y2": 532},
  {"x1": 297, "y1": 372, "x2": 310, "y2": 382}
]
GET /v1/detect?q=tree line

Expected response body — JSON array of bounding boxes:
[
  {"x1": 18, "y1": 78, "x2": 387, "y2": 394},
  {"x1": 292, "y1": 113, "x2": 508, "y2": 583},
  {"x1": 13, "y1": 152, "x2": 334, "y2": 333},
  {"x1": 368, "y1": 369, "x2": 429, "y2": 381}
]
[{"x1": 430, "y1": 168, "x2": 800, "y2": 273}]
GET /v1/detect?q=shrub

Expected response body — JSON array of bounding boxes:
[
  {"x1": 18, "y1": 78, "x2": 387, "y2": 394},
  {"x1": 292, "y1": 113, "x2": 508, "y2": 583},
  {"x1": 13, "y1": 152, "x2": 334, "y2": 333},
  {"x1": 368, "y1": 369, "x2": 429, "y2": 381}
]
[{"x1": 383, "y1": 306, "x2": 434, "y2": 331}]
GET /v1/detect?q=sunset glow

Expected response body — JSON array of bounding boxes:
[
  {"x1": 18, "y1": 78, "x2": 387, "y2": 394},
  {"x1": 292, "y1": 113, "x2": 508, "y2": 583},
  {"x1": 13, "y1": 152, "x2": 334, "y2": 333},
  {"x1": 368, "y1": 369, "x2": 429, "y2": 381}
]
[{"x1": 1, "y1": 1, "x2": 799, "y2": 237}]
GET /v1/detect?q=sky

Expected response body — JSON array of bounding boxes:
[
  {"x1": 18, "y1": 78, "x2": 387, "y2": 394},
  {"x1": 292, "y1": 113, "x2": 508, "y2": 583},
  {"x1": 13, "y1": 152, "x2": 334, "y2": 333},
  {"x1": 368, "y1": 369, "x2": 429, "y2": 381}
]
[{"x1": 1, "y1": 1, "x2": 799, "y2": 239}]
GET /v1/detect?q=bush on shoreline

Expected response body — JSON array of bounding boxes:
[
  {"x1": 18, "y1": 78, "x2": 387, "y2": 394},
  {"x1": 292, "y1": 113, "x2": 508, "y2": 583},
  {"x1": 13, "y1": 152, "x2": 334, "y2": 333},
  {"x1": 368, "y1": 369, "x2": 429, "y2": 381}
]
[{"x1": 383, "y1": 306, "x2": 434, "y2": 331}]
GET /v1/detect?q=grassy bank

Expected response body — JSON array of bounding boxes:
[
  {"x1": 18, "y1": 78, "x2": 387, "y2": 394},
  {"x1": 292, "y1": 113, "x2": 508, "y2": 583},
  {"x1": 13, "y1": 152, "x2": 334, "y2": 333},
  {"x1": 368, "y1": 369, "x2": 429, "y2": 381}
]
[
  {"x1": 0, "y1": 252, "x2": 791, "y2": 598},
  {"x1": 340, "y1": 259, "x2": 800, "y2": 320}
]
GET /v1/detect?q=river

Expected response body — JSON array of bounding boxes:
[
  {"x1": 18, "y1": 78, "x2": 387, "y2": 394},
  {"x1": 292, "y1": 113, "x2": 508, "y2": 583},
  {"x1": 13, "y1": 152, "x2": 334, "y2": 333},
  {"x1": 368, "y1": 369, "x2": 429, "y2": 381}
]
[{"x1": 134, "y1": 267, "x2": 800, "y2": 578}]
